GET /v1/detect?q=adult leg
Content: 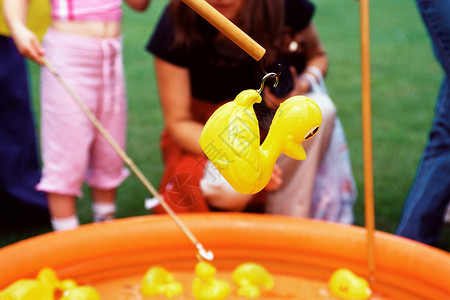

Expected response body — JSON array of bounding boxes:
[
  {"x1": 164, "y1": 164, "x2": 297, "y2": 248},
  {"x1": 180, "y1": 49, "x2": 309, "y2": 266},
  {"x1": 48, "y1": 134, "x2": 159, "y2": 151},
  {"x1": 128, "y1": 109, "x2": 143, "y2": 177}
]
[
  {"x1": 396, "y1": 79, "x2": 450, "y2": 245},
  {"x1": 0, "y1": 36, "x2": 48, "y2": 223},
  {"x1": 396, "y1": 0, "x2": 450, "y2": 245}
]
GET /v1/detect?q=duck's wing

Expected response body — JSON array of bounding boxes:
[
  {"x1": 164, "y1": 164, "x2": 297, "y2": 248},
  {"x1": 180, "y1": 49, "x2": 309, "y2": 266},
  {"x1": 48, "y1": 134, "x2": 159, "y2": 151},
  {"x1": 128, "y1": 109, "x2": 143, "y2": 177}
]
[
  {"x1": 212, "y1": 104, "x2": 263, "y2": 194},
  {"x1": 200, "y1": 90, "x2": 263, "y2": 194}
]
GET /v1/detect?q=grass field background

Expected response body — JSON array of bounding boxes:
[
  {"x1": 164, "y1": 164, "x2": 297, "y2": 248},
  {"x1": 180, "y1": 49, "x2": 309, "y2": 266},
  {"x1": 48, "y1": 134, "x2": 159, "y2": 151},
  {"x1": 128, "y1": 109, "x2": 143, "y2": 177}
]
[{"x1": 1, "y1": 0, "x2": 449, "y2": 251}]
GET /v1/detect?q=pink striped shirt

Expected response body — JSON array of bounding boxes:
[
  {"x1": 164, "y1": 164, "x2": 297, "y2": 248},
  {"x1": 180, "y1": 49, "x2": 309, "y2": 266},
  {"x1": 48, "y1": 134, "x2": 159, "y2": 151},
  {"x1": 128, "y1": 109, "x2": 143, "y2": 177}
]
[{"x1": 51, "y1": 0, "x2": 122, "y2": 21}]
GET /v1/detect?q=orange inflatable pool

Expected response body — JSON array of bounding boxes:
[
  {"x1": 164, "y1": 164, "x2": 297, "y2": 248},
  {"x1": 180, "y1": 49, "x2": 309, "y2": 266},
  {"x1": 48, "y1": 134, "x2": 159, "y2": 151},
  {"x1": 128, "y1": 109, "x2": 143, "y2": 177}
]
[{"x1": 0, "y1": 213, "x2": 448, "y2": 299}]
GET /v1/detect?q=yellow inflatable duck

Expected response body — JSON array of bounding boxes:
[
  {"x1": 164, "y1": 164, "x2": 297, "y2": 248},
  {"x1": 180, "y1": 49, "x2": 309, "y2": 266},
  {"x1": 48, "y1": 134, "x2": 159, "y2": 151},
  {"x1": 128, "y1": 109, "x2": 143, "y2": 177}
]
[
  {"x1": 199, "y1": 89, "x2": 321, "y2": 194},
  {"x1": 140, "y1": 266, "x2": 183, "y2": 298},
  {"x1": 329, "y1": 268, "x2": 372, "y2": 300},
  {"x1": 192, "y1": 261, "x2": 230, "y2": 300},
  {"x1": 232, "y1": 262, "x2": 274, "y2": 298},
  {"x1": 0, "y1": 267, "x2": 100, "y2": 300}
]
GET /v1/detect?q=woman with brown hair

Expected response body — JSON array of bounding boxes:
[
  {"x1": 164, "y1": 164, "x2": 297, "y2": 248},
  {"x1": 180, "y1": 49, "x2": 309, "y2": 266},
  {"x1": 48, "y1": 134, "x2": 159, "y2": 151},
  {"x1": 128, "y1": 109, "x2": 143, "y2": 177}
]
[{"x1": 146, "y1": 0, "x2": 353, "y2": 221}]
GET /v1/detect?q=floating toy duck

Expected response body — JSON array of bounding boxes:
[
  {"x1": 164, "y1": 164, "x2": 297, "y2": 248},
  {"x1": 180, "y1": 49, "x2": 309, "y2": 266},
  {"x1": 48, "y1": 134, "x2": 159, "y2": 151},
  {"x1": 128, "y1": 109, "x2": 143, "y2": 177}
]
[
  {"x1": 0, "y1": 279, "x2": 53, "y2": 300},
  {"x1": 0, "y1": 267, "x2": 100, "y2": 300},
  {"x1": 199, "y1": 89, "x2": 322, "y2": 194},
  {"x1": 232, "y1": 262, "x2": 274, "y2": 298},
  {"x1": 192, "y1": 261, "x2": 230, "y2": 300},
  {"x1": 329, "y1": 268, "x2": 372, "y2": 300},
  {"x1": 59, "y1": 286, "x2": 100, "y2": 300},
  {"x1": 140, "y1": 266, "x2": 183, "y2": 298}
]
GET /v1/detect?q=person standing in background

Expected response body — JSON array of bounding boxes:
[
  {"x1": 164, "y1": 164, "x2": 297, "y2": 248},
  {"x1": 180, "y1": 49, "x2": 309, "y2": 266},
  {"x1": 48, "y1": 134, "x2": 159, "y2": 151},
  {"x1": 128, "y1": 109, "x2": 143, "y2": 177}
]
[
  {"x1": 146, "y1": 0, "x2": 356, "y2": 222},
  {"x1": 3, "y1": 0, "x2": 151, "y2": 231},
  {"x1": 0, "y1": 0, "x2": 50, "y2": 225},
  {"x1": 396, "y1": 0, "x2": 450, "y2": 246}
]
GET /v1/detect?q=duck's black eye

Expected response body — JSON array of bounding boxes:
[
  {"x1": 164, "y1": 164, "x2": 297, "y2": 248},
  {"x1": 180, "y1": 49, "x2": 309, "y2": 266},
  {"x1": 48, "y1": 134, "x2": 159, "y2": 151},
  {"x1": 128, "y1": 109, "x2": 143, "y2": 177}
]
[{"x1": 304, "y1": 125, "x2": 319, "y2": 140}]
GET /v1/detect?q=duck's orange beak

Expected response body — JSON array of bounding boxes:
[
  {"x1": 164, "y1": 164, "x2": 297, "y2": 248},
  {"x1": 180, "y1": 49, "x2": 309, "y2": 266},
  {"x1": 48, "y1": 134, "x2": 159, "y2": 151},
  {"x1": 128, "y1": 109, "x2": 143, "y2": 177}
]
[{"x1": 283, "y1": 141, "x2": 307, "y2": 160}]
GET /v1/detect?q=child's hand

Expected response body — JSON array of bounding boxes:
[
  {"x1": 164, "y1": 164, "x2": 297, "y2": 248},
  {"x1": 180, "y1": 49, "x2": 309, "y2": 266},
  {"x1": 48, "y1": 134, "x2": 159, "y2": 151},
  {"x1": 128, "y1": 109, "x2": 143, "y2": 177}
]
[{"x1": 11, "y1": 24, "x2": 45, "y2": 65}]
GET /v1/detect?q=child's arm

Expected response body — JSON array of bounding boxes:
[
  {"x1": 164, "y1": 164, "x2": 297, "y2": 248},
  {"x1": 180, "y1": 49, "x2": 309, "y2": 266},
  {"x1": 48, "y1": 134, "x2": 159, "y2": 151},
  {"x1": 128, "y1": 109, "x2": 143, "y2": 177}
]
[
  {"x1": 3, "y1": 0, "x2": 45, "y2": 64},
  {"x1": 125, "y1": 0, "x2": 151, "y2": 12}
]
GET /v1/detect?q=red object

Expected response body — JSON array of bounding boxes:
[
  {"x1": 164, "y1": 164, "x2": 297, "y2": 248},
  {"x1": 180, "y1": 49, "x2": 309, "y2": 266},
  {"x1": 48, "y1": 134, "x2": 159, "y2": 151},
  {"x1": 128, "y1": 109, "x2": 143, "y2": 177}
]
[{"x1": 154, "y1": 130, "x2": 210, "y2": 213}]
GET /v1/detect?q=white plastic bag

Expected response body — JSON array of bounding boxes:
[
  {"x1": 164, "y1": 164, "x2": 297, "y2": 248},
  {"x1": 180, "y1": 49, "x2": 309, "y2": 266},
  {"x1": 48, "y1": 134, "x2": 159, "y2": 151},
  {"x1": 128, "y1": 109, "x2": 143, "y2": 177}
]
[{"x1": 311, "y1": 117, "x2": 357, "y2": 224}]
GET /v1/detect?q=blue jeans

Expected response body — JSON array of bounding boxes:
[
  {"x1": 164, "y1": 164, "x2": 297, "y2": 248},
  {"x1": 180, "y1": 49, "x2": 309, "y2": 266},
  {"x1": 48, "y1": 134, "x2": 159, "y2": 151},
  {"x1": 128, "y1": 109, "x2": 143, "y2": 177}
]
[
  {"x1": 0, "y1": 36, "x2": 48, "y2": 217},
  {"x1": 395, "y1": 0, "x2": 450, "y2": 245}
]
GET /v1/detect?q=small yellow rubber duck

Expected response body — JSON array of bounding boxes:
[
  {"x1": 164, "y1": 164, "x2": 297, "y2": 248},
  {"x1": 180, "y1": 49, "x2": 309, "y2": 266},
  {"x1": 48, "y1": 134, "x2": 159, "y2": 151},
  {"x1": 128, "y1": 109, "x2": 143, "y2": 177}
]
[
  {"x1": 140, "y1": 266, "x2": 183, "y2": 298},
  {"x1": 232, "y1": 262, "x2": 274, "y2": 298},
  {"x1": 0, "y1": 279, "x2": 53, "y2": 300},
  {"x1": 0, "y1": 267, "x2": 100, "y2": 300},
  {"x1": 192, "y1": 262, "x2": 230, "y2": 300},
  {"x1": 59, "y1": 286, "x2": 100, "y2": 300},
  {"x1": 329, "y1": 268, "x2": 372, "y2": 300},
  {"x1": 199, "y1": 89, "x2": 321, "y2": 194}
]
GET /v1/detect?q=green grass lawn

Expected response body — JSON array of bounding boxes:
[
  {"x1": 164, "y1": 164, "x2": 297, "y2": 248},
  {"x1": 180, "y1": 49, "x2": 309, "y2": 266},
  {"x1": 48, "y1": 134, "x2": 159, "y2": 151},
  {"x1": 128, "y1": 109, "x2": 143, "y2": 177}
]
[{"x1": 1, "y1": 0, "x2": 449, "y2": 252}]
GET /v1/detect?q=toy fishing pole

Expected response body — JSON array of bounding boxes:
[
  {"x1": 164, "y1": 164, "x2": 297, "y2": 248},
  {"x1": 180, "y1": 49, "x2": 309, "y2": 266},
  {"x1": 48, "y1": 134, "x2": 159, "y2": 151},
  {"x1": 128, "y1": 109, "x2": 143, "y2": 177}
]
[
  {"x1": 40, "y1": 0, "x2": 266, "y2": 264},
  {"x1": 182, "y1": 0, "x2": 378, "y2": 282},
  {"x1": 359, "y1": 0, "x2": 376, "y2": 283},
  {"x1": 180, "y1": 0, "x2": 266, "y2": 61},
  {"x1": 42, "y1": 58, "x2": 213, "y2": 262}
]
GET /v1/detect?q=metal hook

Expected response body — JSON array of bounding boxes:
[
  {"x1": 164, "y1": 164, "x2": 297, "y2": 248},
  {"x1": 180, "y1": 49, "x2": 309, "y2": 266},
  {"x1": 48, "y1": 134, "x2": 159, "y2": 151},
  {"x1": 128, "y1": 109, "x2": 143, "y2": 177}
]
[
  {"x1": 196, "y1": 243, "x2": 214, "y2": 261},
  {"x1": 258, "y1": 60, "x2": 282, "y2": 94},
  {"x1": 257, "y1": 72, "x2": 279, "y2": 94}
]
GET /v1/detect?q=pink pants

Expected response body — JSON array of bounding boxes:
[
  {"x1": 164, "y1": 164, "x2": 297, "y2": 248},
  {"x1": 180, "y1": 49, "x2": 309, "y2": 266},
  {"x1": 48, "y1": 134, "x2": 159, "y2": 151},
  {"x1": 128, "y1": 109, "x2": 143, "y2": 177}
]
[{"x1": 37, "y1": 29, "x2": 129, "y2": 197}]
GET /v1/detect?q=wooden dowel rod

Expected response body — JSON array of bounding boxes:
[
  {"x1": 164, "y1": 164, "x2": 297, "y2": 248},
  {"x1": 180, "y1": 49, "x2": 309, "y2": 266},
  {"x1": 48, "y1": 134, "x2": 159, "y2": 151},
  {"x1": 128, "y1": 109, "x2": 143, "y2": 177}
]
[
  {"x1": 360, "y1": 0, "x2": 376, "y2": 282},
  {"x1": 43, "y1": 58, "x2": 213, "y2": 261},
  {"x1": 180, "y1": 0, "x2": 266, "y2": 61}
]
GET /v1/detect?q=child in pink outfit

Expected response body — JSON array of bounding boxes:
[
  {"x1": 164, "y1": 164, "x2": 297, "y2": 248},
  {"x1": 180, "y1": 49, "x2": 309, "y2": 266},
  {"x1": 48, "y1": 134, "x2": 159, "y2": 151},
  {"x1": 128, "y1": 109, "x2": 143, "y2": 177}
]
[{"x1": 3, "y1": 0, "x2": 151, "y2": 230}]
